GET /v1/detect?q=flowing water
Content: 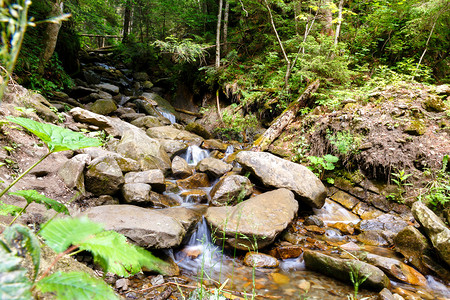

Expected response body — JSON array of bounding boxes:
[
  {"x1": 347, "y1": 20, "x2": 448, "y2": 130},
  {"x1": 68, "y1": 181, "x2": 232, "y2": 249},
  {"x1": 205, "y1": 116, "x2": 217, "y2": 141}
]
[{"x1": 181, "y1": 145, "x2": 210, "y2": 166}]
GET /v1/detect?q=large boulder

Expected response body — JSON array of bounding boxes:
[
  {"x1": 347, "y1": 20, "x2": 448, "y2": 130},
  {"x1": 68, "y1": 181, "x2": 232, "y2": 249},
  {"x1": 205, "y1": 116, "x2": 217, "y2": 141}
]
[
  {"x1": 394, "y1": 225, "x2": 432, "y2": 273},
  {"x1": 146, "y1": 126, "x2": 204, "y2": 145},
  {"x1": 412, "y1": 201, "x2": 450, "y2": 266},
  {"x1": 82, "y1": 205, "x2": 186, "y2": 249},
  {"x1": 210, "y1": 174, "x2": 253, "y2": 206},
  {"x1": 206, "y1": 188, "x2": 298, "y2": 250},
  {"x1": 89, "y1": 98, "x2": 117, "y2": 115},
  {"x1": 115, "y1": 129, "x2": 171, "y2": 173},
  {"x1": 70, "y1": 107, "x2": 137, "y2": 137},
  {"x1": 124, "y1": 169, "x2": 165, "y2": 193},
  {"x1": 85, "y1": 156, "x2": 124, "y2": 196},
  {"x1": 195, "y1": 157, "x2": 232, "y2": 178},
  {"x1": 235, "y1": 151, "x2": 326, "y2": 208},
  {"x1": 303, "y1": 250, "x2": 390, "y2": 291},
  {"x1": 80, "y1": 147, "x2": 140, "y2": 172}
]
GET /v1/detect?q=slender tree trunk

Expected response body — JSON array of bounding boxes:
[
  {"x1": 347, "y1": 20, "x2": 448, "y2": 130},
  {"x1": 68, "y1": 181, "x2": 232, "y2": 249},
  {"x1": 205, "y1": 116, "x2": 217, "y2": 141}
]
[
  {"x1": 414, "y1": 19, "x2": 437, "y2": 80},
  {"x1": 263, "y1": 0, "x2": 291, "y2": 89},
  {"x1": 223, "y1": 0, "x2": 230, "y2": 54},
  {"x1": 37, "y1": 0, "x2": 63, "y2": 75},
  {"x1": 122, "y1": 0, "x2": 132, "y2": 42},
  {"x1": 322, "y1": 0, "x2": 333, "y2": 36},
  {"x1": 215, "y1": 0, "x2": 223, "y2": 68},
  {"x1": 334, "y1": 0, "x2": 344, "y2": 45}
]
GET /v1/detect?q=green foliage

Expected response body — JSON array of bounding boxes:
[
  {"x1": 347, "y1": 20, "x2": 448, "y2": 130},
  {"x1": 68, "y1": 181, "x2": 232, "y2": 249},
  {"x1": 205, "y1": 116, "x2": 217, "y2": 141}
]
[
  {"x1": 3, "y1": 224, "x2": 41, "y2": 280},
  {"x1": 0, "y1": 246, "x2": 32, "y2": 300},
  {"x1": 418, "y1": 155, "x2": 450, "y2": 209},
  {"x1": 388, "y1": 169, "x2": 413, "y2": 204},
  {"x1": 0, "y1": 0, "x2": 32, "y2": 100},
  {"x1": 7, "y1": 117, "x2": 102, "y2": 152},
  {"x1": 0, "y1": 201, "x2": 22, "y2": 216},
  {"x1": 35, "y1": 271, "x2": 118, "y2": 300},
  {"x1": 9, "y1": 190, "x2": 69, "y2": 215},
  {"x1": 215, "y1": 107, "x2": 259, "y2": 142},
  {"x1": 347, "y1": 263, "x2": 370, "y2": 300},
  {"x1": 307, "y1": 154, "x2": 339, "y2": 183},
  {"x1": 39, "y1": 217, "x2": 104, "y2": 253},
  {"x1": 327, "y1": 130, "x2": 362, "y2": 155},
  {"x1": 153, "y1": 36, "x2": 207, "y2": 64},
  {"x1": 78, "y1": 230, "x2": 165, "y2": 276}
]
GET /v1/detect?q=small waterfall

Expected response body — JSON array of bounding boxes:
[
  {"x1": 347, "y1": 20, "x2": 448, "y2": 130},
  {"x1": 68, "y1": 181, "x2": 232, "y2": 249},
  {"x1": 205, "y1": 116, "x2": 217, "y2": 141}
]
[
  {"x1": 175, "y1": 218, "x2": 225, "y2": 277},
  {"x1": 156, "y1": 107, "x2": 176, "y2": 124},
  {"x1": 182, "y1": 145, "x2": 210, "y2": 166},
  {"x1": 313, "y1": 199, "x2": 361, "y2": 224},
  {"x1": 224, "y1": 145, "x2": 234, "y2": 159}
]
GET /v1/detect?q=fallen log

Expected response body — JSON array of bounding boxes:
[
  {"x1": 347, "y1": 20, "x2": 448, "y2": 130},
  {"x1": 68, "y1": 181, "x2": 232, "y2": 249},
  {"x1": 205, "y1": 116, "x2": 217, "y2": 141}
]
[
  {"x1": 252, "y1": 79, "x2": 320, "y2": 152},
  {"x1": 174, "y1": 108, "x2": 203, "y2": 117}
]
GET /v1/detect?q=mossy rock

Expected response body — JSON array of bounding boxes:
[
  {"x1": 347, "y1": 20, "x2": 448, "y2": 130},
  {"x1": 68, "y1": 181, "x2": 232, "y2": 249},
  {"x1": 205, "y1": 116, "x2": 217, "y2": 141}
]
[
  {"x1": 404, "y1": 119, "x2": 426, "y2": 136},
  {"x1": 423, "y1": 96, "x2": 447, "y2": 112},
  {"x1": 184, "y1": 122, "x2": 212, "y2": 139}
]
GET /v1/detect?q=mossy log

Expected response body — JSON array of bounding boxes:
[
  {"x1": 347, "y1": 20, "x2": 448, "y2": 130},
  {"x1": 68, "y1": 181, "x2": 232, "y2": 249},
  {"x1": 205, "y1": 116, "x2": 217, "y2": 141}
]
[{"x1": 252, "y1": 79, "x2": 320, "y2": 152}]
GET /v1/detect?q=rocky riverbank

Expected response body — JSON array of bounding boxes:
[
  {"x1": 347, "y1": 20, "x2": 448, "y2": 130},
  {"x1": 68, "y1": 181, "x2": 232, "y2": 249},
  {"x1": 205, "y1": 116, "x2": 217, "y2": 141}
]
[{"x1": 0, "y1": 59, "x2": 449, "y2": 299}]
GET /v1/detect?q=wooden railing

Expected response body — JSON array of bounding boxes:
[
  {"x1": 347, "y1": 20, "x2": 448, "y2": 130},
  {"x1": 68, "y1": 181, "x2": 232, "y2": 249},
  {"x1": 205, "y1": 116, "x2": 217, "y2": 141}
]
[{"x1": 79, "y1": 34, "x2": 123, "y2": 51}]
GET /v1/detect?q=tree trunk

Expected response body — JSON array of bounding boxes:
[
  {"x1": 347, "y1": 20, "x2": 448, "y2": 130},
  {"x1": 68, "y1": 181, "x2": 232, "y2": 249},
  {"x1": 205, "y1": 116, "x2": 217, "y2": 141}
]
[
  {"x1": 223, "y1": 0, "x2": 230, "y2": 54},
  {"x1": 322, "y1": 0, "x2": 333, "y2": 36},
  {"x1": 263, "y1": 0, "x2": 291, "y2": 89},
  {"x1": 334, "y1": 0, "x2": 344, "y2": 45},
  {"x1": 122, "y1": 0, "x2": 132, "y2": 42},
  {"x1": 252, "y1": 80, "x2": 320, "y2": 152},
  {"x1": 37, "y1": 0, "x2": 63, "y2": 75},
  {"x1": 215, "y1": 0, "x2": 223, "y2": 68}
]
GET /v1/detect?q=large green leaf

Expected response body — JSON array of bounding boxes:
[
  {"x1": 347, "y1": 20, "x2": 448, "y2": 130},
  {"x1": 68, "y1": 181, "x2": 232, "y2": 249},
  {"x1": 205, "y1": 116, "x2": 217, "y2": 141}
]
[
  {"x1": 7, "y1": 117, "x2": 102, "y2": 152},
  {"x1": 39, "y1": 217, "x2": 104, "y2": 253},
  {"x1": 9, "y1": 190, "x2": 69, "y2": 215},
  {"x1": 0, "y1": 248, "x2": 33, "y2": 300},
  {"x1": 35, "y1": 271, "x2": 118, "y2": 300},
  {"x1": 0, "y1": 201, "x2": 22, "y2": 216},
  {"x1": 3, "y1": 225, "x2": 41, "y2": 281},
  {"x1": 79, "y1": 230, "x2": 166, "y2": 277}
]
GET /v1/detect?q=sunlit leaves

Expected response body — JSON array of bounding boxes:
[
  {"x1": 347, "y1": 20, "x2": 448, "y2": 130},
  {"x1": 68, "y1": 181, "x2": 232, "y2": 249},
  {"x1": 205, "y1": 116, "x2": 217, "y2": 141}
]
[
  {"x1": 7, "y1": 117, "x2": 102, "y2": 152},
  {"x1": 9, "y1": 190, "x2": 69, "y2": 215}
]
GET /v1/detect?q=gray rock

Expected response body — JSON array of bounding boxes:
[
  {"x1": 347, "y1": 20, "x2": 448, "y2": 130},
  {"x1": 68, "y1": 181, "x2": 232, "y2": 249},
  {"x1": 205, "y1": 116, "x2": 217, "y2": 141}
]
[
  {"x1": 210, "y1": 174, "x2": 253, "y2": 206},
  {"x1": 158, "y1": 207, "x2": 203, "y2": 234},
  {"x1": 142, "y1": 81, "x2": 154, "y2": 91},
  {"x1": 124, "y1": 169, "x2": 165, "y2": 193},
  {"x1": 115, "y1": 129, "x2": 171, "y2": 174},
  {"x1": 236, "y1": 151, "x2": 327, "y2": 208},
  {"x1": 206, "y1": 188, "x2": 298, "y2": 250},
  {"x1": 90, "y1": 98, "x2": 117, "y2": 115},
  {"x1": 141, "y1": 92, "x2": 178, "y2": 117},
  {"x1": 85, "y1": 156, "x2": 124, "y2": 196},
  {"x1": 95, "y1": 83, "x2": 120, "y2": 94},
  {"x1": 122, "y1": 183, "x2": 152, "y2": 205},
  {"x1": 358, "y1": 213, "x2": 409, "y2": 243},
  {"x1": 196, "y1": 157, "x2": 233, "y2": 178},
  {"x1": 58, "y1": 154, "x2": 90, "y2": 194},
  {"x1": 394, "y1": 226, "x2": 432, "y2": 272},
  {"x1": 412, "y1": 201, "x2": 450, "y2": 266},
  {"x1": 131, "y1": 116, "x2": 163, "y2": 129},
  {"x1": 171, "y1": 156, "x2": 192, "y2": 179},
  {"x1": 79, "y1": 147, "x2": 140, "y2": 172},
  {"x1": 303, "y1": 250, "x2": 390, "y2": 291},
  {"x1": 378, "y1": 288, "x2": 395, "y2": 300},
  {"x1": 160, "y1": 140, "x2": 188, "y2": 158},
  {"x1": 435, "y1": 84, "x2": 450, "y2": 95},
  {"x1": 82, "y1": 205, "x2": 186, "y2": 249},
  {"x1": 70, "y1": 107, "x2": 137, "y2": 137},
  {"x1": 360, "y1": 252, "x2": 427, "y2": 286},
  {"x1": 146, "y1": 126, "x2": 204, "y2": 144}
]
